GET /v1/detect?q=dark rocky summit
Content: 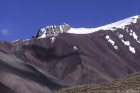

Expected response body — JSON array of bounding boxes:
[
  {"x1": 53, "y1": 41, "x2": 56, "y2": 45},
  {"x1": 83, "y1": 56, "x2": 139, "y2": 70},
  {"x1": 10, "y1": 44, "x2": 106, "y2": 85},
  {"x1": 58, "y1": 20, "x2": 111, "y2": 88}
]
[{"x1": 33, "y1": 23, "x2": 71, "y2": 38}]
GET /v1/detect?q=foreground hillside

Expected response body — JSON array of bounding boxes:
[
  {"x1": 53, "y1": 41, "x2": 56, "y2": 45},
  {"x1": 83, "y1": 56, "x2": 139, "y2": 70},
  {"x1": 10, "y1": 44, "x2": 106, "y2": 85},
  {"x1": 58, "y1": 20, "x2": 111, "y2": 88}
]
[
  {"x1": 0, "y1": 51, "x2": 68, "y2": 93},
  {"x1": 57, "y1": 72, "x2": 140, "y2": 93}
]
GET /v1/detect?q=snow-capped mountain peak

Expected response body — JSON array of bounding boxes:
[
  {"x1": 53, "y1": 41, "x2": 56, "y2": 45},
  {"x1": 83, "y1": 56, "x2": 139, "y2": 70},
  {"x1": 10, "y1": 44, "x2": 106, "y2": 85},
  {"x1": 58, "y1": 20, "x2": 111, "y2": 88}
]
[
  {"x1": 3, "y1": 15, "x2": 140, "y2": 90},
  {"x1": 35, "y1": 15, "x2": 140, "y2": 38}
]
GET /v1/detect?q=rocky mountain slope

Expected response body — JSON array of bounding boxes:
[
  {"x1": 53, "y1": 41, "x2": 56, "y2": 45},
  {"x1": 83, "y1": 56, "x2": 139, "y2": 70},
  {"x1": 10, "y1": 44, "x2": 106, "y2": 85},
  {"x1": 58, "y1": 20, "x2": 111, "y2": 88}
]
[
  {"x1": 0, "y1": 51, "x2": 69, "y2": 93},
  {"x1": 12, "y1": 15, "x2": 140, "y2": 85},
  {"x1": 0, "y1": 15, "x2": 140, "y2": 93}
]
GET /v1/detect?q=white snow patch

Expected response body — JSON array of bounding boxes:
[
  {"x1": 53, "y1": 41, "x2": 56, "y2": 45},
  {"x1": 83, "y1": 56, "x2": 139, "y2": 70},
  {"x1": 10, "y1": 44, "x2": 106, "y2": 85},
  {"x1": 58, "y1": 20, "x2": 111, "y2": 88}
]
[
  {"x1": 129, "y1": 46, "x2": 136, "y2": 54},
  {"x1": 50, "y1": 37, "x2": 55, "y2": 44},
  {"x1": 118, "y1": 34, "x2": 124, "y2": 39},
  {"x1": 38, "y1": 28, "x2": 47, "y2": 38},
  {"x1": 105, "y1": 35, "x2": 110, "y2": 39},
  {"x1": 73, "y1": 46, "x2": 78, "y2": 51},
  {"x1": 59, "y1": 25, "x2": 63, "y2": 33},
  {"x1": 133, "y1": 15, "x2": 139, "y2": 23},
  {"x1": 117, "y1": 33, "x2": 136, "y2": 54},
  {"x1": 105, "y1": 35, "x2": 115, "y2": 45},
  {"x1": 129, "y1": 30, "x2": 140, "y2": 44},
  {"x1": 114, "y1": 46, "x2": 118, "y2": 50},
  {"x1": 108, "y1": 38, "x2": 115, "y2": 45},
  {"x1": 137, "y1": 40, "x2": 140, "y2": 44},
  {"x1": 121, "y1": 40, "x2": 130, "y2": 46},
  {"x1": 40, "y1": 33, "x2": 47, "y2": 38},
  {"x1": 117, "y1": 34, "x2": 130, "y2": 46},
  {"x1": 105, "y1": 35, "x2": 118, "y2": 50},
  {"x1": 132, "y1": 32, "x2": 138, "y2": 40}
]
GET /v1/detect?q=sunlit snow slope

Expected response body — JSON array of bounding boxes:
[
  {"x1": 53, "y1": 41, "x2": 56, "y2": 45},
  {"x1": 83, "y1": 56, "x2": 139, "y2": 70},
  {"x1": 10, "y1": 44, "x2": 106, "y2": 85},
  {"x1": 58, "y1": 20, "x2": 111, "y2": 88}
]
[
  {"x1": 68, "y1": 15, "x2": 139, "y2": 34},
  {"x1": 36, "y1": 15, "x2": 140, "y2": 38}
]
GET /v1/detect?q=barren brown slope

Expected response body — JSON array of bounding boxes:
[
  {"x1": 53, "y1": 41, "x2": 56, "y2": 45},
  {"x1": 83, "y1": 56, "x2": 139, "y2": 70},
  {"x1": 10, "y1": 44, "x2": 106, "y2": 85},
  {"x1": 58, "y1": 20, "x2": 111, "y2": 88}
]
[{"x1": 57, "y1": 72, "x2": 140, "y2": 93}]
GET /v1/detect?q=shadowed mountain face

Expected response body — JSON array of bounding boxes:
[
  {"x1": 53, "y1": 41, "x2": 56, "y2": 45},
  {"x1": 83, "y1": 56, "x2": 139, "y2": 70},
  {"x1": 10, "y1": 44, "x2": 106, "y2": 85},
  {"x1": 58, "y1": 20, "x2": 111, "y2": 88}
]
[
  {"x1": 0, "y1": 51, "x2": 69, "y2": 93},
  {"x1": 0, "y1": 82, "x2": 16, "y2": 93},
  {"x1": 0, "y1": 16, "x2": 140, "y2": 93}
]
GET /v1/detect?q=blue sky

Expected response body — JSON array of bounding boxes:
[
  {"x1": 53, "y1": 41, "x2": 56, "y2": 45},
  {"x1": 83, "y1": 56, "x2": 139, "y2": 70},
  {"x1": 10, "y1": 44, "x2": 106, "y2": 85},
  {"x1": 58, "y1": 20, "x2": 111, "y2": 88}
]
[{"x1": 0, "y1": 0, "x2": 140, "y2": 41}]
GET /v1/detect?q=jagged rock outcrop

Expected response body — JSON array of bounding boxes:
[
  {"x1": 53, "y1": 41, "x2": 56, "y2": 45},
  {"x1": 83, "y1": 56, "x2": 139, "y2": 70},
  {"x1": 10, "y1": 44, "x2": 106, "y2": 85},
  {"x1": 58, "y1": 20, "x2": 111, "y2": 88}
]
[{"x1": 34, "y1": 23, "x2": 71, "y2": 38}]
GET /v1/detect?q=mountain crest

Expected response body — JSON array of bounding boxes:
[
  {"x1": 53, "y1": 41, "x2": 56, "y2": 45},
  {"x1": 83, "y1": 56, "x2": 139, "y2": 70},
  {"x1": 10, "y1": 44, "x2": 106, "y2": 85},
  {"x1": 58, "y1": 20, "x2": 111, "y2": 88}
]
[
  {"x1": 33, "y1": 15, "x2": 140, "y2": 39},
  {"x1": 34, "y1": 23, "x2": 71, "y2": 38}
]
